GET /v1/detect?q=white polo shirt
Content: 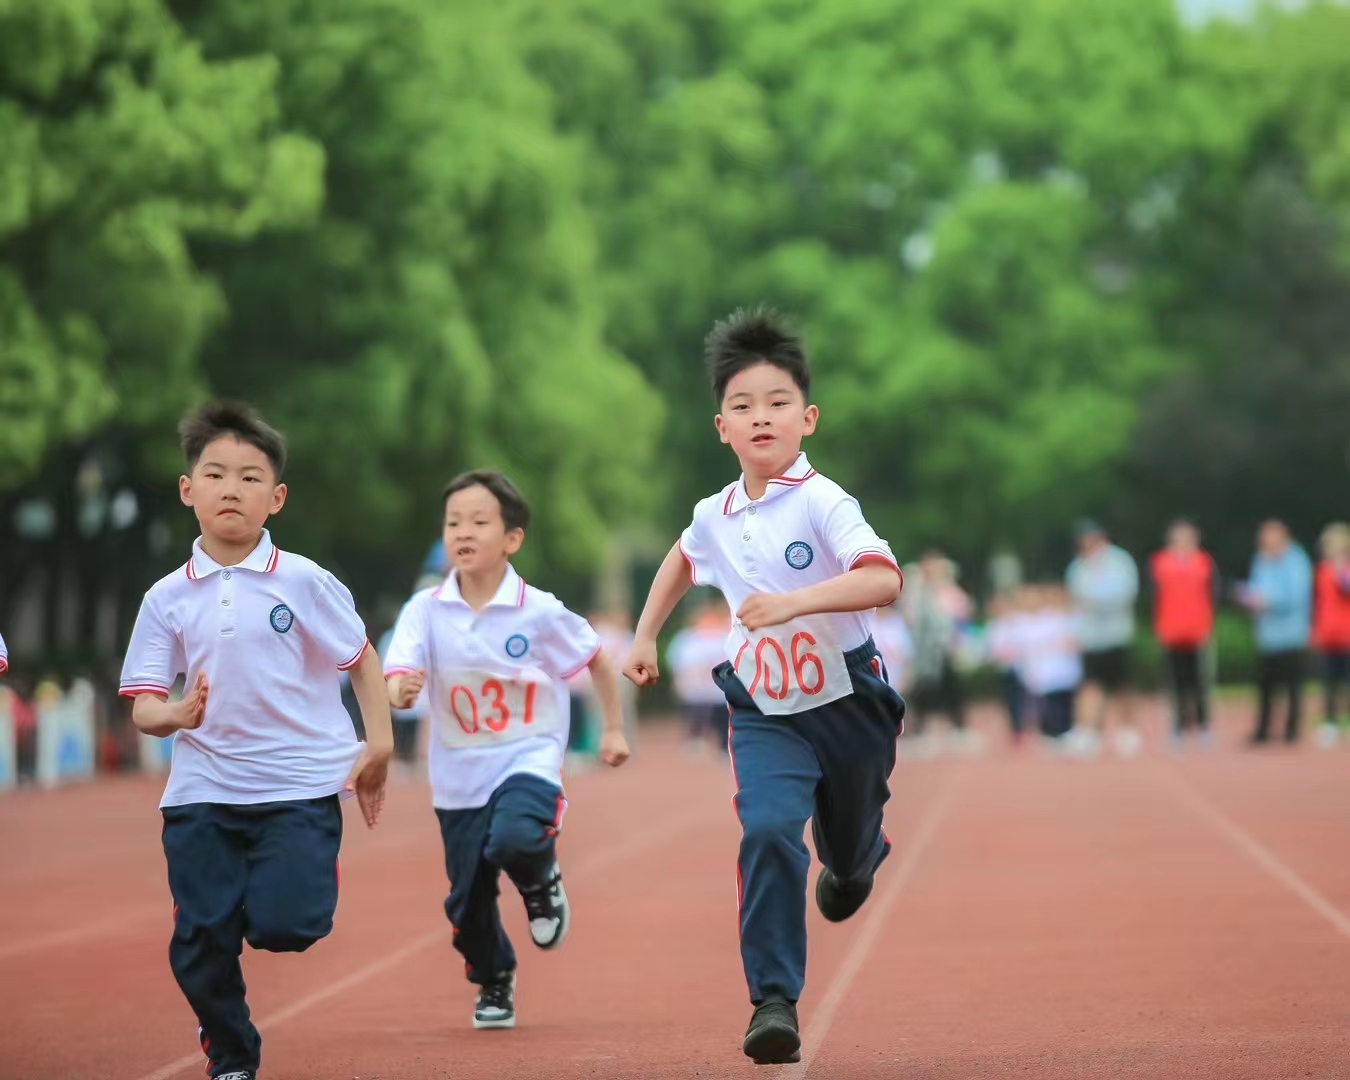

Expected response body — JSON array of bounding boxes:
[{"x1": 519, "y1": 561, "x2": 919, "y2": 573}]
[
  {"x1": 384, "y1": 564, "x2": 600, "y2": 811},
  {"x1": 667, "y1": 625, "x2": 729, "y2": 707},
  {"x1": 119, "y1": 530, "x2": 369, "y2": 808},
  {"x1": 679, "y1": 452, "x2": 898, "y2": 663}
]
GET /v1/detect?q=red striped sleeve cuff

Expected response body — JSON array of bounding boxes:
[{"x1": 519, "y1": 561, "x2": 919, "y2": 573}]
[
  {"x1": 119, "y1": 683, "x2": 170, "y2": 699},
  {"x1": 337, "y1": 640, "x2": 370, "y2": 671},
  {"x1": 560, "y1": 642, "x2": 602, "y2": 681},
  {"x1": 383, "y1": 666, "x2": 419, "y2": 679},
  {"x1": 678, "y1": 540, "x2": 699, "y2": 586}
]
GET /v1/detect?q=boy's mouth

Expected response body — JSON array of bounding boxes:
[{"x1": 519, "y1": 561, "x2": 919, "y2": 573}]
[
  {"x1": 751, "y1": 433, "x2": 775, "y2": 446},
  {"x1": 455, "y1": 545, "x2": 476, "y2": 558}
]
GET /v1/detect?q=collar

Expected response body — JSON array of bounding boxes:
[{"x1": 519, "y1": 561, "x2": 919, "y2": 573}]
[
  {"x1": 187, "y1": 529, "x2": 279, "y2": 580},
  {"x1": 435, "y1": 563, "x2": 527, "y2": 609},
  {"x1": 723, "y1": 452, "x2": 817, "y2": 515}
]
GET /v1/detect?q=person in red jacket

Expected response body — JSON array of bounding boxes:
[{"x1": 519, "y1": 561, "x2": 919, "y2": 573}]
[
  {"x1": 1150, "y1": 519, "x2": 1217, "y2": 744},
  {"x1": 1312, "y1": 523, "x2": 1350, "y2": 747}
]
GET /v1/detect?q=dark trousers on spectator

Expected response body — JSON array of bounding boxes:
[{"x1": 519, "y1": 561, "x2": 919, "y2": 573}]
[
  {"x1": 1320, "y1": 650, "x2": 1350, "y2": 725},
  {"x1": 1255, "y1": 649, "x2": 1304, "y2": 743},
  {"x1": 1166, "y1": 647, "x2": 1209, "y2": 734},
  {"x1": 909, "y1": 659, "x2": 965, "y2": 732},
  {"x1": 1038, "y1": 690, "x2": 1075, "y2": 739}
]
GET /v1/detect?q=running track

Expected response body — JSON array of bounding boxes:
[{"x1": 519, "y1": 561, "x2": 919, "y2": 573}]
[{"x1": 2, "y1": 700, "x2": 1348, "y2": 1079}]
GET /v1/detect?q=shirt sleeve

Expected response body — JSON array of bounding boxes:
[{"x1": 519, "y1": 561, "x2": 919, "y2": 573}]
[
  {"x1": 531, "y1": 601, "x2": 602, "y2": 681},
  {"x1": 0, "y1": 630, "x2": 8, "y2": 675},
  {"x1": 818, "y1": 495, "x2": 899, "y2": 573},
  {"x1": 309, "y1": 571, "x2": 370, "y2": 670},
  {"x1": 678, "y1": 512, "x2": 710, "y2": 587},
  {"x1": 119, "y1": 596, "x2": 185, "y2": 697},
  {"x1": 383, "y1": 594, "x2": 430, "y2": 677}
]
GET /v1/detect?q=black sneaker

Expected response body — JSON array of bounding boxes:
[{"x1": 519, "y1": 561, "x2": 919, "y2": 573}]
[
  {"x1": 473, "y1": 972, "x2": 516, "y2": 1030},
  {"x1": 215, "y1": 1072, "x2": 256, "y2": 1080},
  {"x1": 520, "y1": 863, "x2": 570, "y2": 949},
  {"x1": 815, "y1": 866, "x2": 874, "y2": 923},
  {"x1": 197, "y1": 1026, "x2": 255, "y2": 1080},
  {"x1": 743, "y1": 996, "x2": 801, "y2": 1064}
]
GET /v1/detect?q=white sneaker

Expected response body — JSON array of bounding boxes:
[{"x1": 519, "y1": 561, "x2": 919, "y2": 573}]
[
  {"x1": 1113, "y1": 728, "x2": 1144, "y2": 758},
  {"x1": 521, "y1": 864, "x2": 570, "y2": 949},
  {"x1": 1315, "y1": 723, "x2": 1340, "y2": 750},
  {"x1": 1064, "y1": 727, "x2": 1102, "y2": 760}
]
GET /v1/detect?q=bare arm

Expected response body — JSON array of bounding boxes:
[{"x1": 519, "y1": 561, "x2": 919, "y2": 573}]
[
  {"x1": 348, "y1": 646, "x2": 394, "y2": 755},
  {"x1": 130, "y1": 672, "x2": 208, "y2": 737},
  {"x1": 586, "y1": 648, "x2": 630, "y2": 766},
  {"x1": 738, "y1": 563, "x2": 903, "y2": 632},
  {"x1": 624, "y1": 543, "x2": 694, "y2": 685}
]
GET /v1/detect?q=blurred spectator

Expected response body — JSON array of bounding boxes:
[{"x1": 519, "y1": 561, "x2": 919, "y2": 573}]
[
  {"x1": 1312, "y1": 522, "x2": 1350, "y2": 748},
  {"x1": 1065, "y1": 521, "x2": 1141, "y2": 758},
  {"x1": 872, "y1": 606, "x2": 914, "y2": 697},
  {"x1": 1015, "y1": 585, "x2": 1082, "y2": 742},
  {"x1": 1237, "y1": 519, "x2": 1312, "y2": 746},
  {"x1": 903, "y1": 550, "x2": 971, "y2": 745},
  {"x1": 667, "y1": 598, "x2": 731, "y2": 755},
  {"x1": 1150, "y1": 519, "x2": 1217, "y2": 747},
  {"x1": 570, "y1": 608, "x2": 636, "y2": 757},
  {"x1": 985, "y1": 592, "x2": 1029, "y2": 743}
]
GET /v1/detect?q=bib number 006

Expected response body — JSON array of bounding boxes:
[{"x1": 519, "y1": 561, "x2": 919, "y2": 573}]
[
  {"x1": 729, "y1": 619, "x2": 852, "y2": 716},
  {"x1": 740, "y1": 632, "x2": 826, "y2": 700}
]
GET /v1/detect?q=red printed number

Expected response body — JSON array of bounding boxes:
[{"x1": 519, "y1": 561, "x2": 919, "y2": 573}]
[
  {"x1": 746, "y1": 632, "x2": 825, "y2": 699},
  {"x1": 448, "y1": 680, "x2": 538, "y2": 735}
]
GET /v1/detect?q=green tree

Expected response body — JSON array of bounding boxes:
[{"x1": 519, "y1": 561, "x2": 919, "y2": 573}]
[{"x1": 0, "y1": 0, "x2": 323, "y2": 486}]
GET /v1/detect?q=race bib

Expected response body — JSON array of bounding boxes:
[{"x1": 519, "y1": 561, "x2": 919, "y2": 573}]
[
  {"x1": 726, "y1": 617, "x2": 852, "y2": 716},
  {"x1": 433, "y1": 669, "x2": 561, "y2": 749}
]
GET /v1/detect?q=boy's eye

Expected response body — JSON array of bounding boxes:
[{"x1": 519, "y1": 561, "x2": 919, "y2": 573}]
[{"x1": 731, "y1": 404, "x2": 750, "y2": 412}]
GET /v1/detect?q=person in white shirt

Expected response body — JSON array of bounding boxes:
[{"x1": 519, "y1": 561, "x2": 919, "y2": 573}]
[
  {"x1": 1014, "y1": 585, "x2": 1083, "y2": 742},
  {"x1": 119, "y1": 402, "x2": 393, "y2": 1080},
  {"x1": 623, "y1": 308, "x2": 904, "y2": 1065},
  {"x1": 385, "y1": 470, "x2": 629, "y2": 1031},
  {"x1": 0, "y1": 630, "x2": 7, "y2": 677},
  {"x1": 871, "y1": 607, "x2": 913, "y2": 696},
  {"x1": 668, "y1": 598, "x2": 733, "y2": 753}
]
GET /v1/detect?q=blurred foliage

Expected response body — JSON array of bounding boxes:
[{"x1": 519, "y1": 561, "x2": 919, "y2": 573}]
[{"x1": 4, "y1": 0, "x2": 1350, "y2": 601}]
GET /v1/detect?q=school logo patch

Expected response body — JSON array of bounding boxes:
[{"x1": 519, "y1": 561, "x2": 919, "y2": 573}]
[
  {"x1": 505, "y1": 634, "x2": 529, "y2": 659},
  {"x1": 785, "y1": 541, "x2": 814, "y2": 570},
  {"x1": 269, "y1": 604, "x2": 295, "y2": 634}
]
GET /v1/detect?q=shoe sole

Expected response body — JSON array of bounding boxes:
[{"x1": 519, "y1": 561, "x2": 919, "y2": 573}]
[
  {"x1": 473, "y1": 1015, "x2": 516, "y2": 1030},
  {"x1": 815, "y1": 869, "x2": 872, "y2": 923},
  {"x1": 743, "y1": 1021, "x2": 801, "y2": 1064}
]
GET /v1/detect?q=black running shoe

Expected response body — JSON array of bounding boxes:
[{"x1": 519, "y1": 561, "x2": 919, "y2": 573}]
[
  {"x1": 520, "y1": 863, "x2": 570, "y2": 949},
  {"x1": 215, "y1": 1072, "x2": 256, "y2": 1080},
  {"x1": 473, "y1": 972, "x2": 516, "y2": 1030},
  {"x1": 743, "y1": 996, "x2": 801, "y2": 1064},
  {"x1": 815, "y1": 867, "x2": 874, "y2": 923}
]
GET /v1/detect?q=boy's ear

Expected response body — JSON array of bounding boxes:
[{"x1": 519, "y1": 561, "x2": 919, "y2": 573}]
[
  {"x1": 803, "y1": 404, "x2": 819, "y2": 435},
  {"x1": 714, "y1": 412, "x2": 731, "y2": 444},
  {"x1": 270, "y1": 482, "x2": 287, "y2": 516},
  {"x1": 178, "y1": 475, "x2": 193, "y2": 507},
  {"x1": 505, "y1": 528, "x2": 525, "y2": 556}
]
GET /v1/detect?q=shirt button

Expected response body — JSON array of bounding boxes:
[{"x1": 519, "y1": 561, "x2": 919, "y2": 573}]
[
  {"x1": 748, "y1": 506, "x2": 757, "y2": 516},
  {"x1": 742, "y1": 534, "x2": 751, "y2": 542},
  {"x1": 222, "y1": 571, "x2": 232, "y2": 580},
  {"x1": 222, "y1": 598, "x2": 231, "y2": 607}
]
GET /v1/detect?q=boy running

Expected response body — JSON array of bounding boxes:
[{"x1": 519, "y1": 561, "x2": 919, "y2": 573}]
[
  {"x1": 384, "y1": 470, "x2": 629, "y2": 1030},
  {"x1": 120, "y1": 402, "x2": 393, "y2": 1080},
  {"x1": 623, "y1": 308, "x2": 904, "y2": 1065}
]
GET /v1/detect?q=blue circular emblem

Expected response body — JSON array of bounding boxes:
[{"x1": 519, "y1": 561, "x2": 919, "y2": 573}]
[
  {"x1": 785, "y1": 541, "x2": 814, "y2": 570},
  {"x1": 269, "y1": 604, "x2": 294, "y2": 634},
  {"x1": 505, "y1": 634, "x2": 529, "y2": 659}
]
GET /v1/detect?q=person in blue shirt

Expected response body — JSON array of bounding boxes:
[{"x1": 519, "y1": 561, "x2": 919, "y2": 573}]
[{"x1": 1237, "y1": 519, "x2": 1313, "y2": 745}]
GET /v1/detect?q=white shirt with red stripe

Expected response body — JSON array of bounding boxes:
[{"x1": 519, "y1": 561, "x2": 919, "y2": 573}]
[
  {"x1": 679, "y1": 452, "x2": 899, "y2": 666},
  {"x1": 0, "y1": 629, "x2": 7, "y2": 676},
  {"x1": 383, "y1": 563, "x2": 599, "y2": 811},
  {"x1": 119, "y1": 529, "x2": 369, "y2": 808}
]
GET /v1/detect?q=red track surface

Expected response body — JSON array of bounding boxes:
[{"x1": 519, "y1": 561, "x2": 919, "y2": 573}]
[{"x1": 2, "y1": 700, "x2": 1349, "y2": 1079}]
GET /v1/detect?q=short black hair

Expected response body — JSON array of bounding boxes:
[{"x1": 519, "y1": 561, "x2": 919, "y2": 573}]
[
  {"x1": 705, "y1": 306, "x2": 810, "y2": 404},
  {"x1": 442, "y1": 470, "x2": 530, "y2": 531},
  {"x1": 179, "y1": 400, "x2": 287, "y2": 478}
]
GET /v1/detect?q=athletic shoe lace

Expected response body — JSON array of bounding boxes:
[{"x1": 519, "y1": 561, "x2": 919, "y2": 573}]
[
  {"x1": 218, "y1": 1072, "x2": 253, "y2": 1080},
  {"x1": 521, "y1": 875, "x2": 558, "y2": 923}
]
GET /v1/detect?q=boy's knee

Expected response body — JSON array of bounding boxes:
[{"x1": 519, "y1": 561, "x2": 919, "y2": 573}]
[
  {"x1": 484, "y1": 819, "x2": 549, "y2": 868},
  {"x1": 739, "y1": 808, "x2": 806, "y2": 856},
  {"x1": 245, "y1": 908, "x2": 331, "y2": 953}
]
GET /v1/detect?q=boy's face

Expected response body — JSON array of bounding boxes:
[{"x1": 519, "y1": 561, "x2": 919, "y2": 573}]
[
  {"x1": 179, "y1": 436, "x2": 285, "y2": 545},
  {"x1": 715, "y1": 362, "x2": 817, "y2": 475},
  {"x1": 444, "y1": 484, "x2": 523, "y2": 576}
]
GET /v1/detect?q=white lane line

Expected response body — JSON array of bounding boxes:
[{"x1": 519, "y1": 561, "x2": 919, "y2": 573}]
[
  {"x1": 0, "y1": 905, "x2": 165, "y2": 962},
  {"x1": 1162, "y1": 768, "x2": 1350, "y2": 941},
  {"x1": 782, "y1": 770, "x2": 964, "y2": 1079},
  {"x1": 129, "y1": 805, "x2": 722, "y2": 1080}
]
